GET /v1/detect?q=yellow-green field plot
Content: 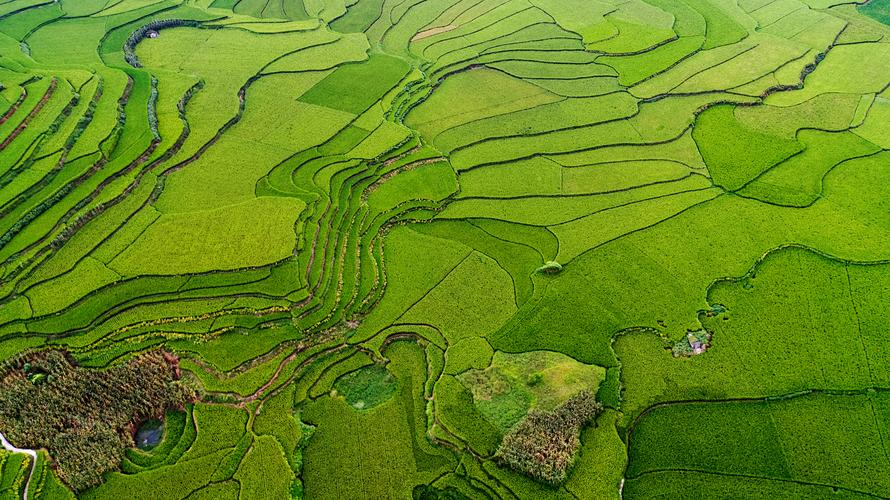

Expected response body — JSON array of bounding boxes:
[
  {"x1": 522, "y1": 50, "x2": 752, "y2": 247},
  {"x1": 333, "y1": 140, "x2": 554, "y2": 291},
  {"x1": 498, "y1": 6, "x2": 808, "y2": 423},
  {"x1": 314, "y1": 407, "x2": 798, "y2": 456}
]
[{"x1": 0, "y1": 0, "x2": 888, "y2": 498}]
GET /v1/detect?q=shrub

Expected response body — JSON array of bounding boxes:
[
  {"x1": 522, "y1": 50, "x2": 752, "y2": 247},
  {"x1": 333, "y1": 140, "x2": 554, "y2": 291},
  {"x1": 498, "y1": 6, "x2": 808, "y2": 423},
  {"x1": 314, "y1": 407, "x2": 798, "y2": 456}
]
[{"x1": 535, "y1": 261, "x2": 563, "y2": 274}]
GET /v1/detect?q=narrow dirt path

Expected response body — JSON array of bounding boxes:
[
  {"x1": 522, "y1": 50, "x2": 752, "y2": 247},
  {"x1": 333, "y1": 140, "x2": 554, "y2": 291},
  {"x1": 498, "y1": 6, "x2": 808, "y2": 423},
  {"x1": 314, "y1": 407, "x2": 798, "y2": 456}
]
[{"x1": 0, "y1": 431, "x2": 37, "y2": 500}]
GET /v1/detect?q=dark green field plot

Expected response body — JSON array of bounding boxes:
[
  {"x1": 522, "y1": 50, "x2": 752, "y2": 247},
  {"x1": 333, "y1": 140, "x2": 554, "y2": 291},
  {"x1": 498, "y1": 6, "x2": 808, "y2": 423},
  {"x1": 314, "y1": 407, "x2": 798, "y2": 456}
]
[{"x1": 626, "y1": 393, "x2": 890, "y2": 498}]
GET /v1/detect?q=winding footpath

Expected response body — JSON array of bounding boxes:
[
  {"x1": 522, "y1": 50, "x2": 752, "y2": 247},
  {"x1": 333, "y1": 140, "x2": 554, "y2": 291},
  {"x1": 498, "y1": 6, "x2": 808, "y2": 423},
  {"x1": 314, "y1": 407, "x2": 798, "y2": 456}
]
[{"x1": 0, "y1": 432, "x2": 37, "y2": 500}]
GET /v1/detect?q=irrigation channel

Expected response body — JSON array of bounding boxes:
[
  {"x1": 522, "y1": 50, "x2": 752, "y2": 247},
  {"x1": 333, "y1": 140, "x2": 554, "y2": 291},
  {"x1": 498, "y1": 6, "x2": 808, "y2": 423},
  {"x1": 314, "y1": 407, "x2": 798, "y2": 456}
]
[{"x1": 0, "y1": 432, "x2": 36, "y2": 500}]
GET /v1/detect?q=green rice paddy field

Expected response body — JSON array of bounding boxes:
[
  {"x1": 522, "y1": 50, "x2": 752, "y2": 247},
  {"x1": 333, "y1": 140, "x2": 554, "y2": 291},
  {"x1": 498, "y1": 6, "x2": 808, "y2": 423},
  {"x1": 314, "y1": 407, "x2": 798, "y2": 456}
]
[{"x1": 0, "y1": 0, "x2": 888, "y2": 498}]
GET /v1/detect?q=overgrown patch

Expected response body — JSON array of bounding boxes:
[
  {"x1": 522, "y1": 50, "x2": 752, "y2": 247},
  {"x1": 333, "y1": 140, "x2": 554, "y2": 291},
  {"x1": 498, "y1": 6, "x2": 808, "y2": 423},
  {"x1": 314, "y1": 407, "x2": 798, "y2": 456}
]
[
  {"x1": 0, "y1": 350, "x2": 194, "y2": 491},
  {"x1": 333, "y1": 363, "x2": 397, "y2": 410},
  {"x1": 458, "y1": 350, "x2": 605, "y2": 432},
  {"x1": 495, "y1": 390, "x2": 602, "y2": 485}
]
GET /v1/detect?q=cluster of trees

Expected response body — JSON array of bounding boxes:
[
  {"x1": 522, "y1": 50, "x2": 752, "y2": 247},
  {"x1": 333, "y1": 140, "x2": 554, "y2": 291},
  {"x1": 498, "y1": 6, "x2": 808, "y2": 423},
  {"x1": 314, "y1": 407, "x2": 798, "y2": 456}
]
[
  {"x1": 123, "y1": 19, "x2": 205, "y2": 68},
  {"x1": 178, "y1": 81, "x2": 203, "y2": 116},
  {"x1": 147, "y1": 76, "x2": 159, "y2": 140},
  {"x1": 495, "y1": 390, "x2": 602, "y2": 485},
  {"x1": 1, "y1": 172, "x2": 79, "y2": 250},
  {"x1": 50, "y1": 202, "x2": 105, "y2": 250},
  {"x1": 0, "y1": 349, "x2": 194, "y2": 491}
]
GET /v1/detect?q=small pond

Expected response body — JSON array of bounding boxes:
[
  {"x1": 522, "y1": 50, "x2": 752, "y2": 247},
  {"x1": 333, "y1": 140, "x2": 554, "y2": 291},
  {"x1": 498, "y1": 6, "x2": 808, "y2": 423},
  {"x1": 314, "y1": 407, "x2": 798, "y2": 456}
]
[{"x1": 135, "y1": 419, "x2": 164, "y2": 450}]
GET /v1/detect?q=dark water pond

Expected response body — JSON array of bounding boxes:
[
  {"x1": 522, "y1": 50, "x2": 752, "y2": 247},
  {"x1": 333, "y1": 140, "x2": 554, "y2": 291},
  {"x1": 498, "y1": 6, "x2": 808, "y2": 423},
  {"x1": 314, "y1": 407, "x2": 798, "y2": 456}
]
[{"x1": 135, "y1": 419, "x2": 164, "y2": 450}]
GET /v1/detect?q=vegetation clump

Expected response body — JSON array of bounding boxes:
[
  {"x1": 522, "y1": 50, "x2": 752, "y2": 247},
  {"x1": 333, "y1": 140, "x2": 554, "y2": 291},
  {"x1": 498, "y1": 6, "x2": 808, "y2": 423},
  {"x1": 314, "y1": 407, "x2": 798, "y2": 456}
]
[
  {"x1": 672, "y1": 329, "x2": 712, "y2": 357},
  {"x1": 0, "y1": 350, "x2": 194, "y2": 491},
  {"x1": 147, "y1": 76, "x2": 160, "y2": 140},
  {"x1": 495, "y1": 390, "x2": 602, "y2": 485},
  {"x1": 535, "y1": 261, "x2": 563, "y2": 274},
  {"x1": 333, "y1": 364, "x2": 397, "y2": 410}
]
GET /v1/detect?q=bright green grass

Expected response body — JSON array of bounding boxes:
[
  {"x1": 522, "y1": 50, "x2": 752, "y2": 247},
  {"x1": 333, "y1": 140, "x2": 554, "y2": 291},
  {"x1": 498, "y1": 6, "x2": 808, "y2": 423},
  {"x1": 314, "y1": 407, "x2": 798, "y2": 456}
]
[
  {"x1": 624, "y1": 470, "x2": 878, "y2": 499},
  {"x1": 252, "y1": 384, "x2": 304, "y2": 463},
  {"x1": 565, "y1": 410, "x2": 627, "y2": 498},
  {"x1": 410, "y1": 219, "x2": 541, "y2": 306},
  {"x1": 617, "y1": 247, "x2": 890, "y2": 422},
  {"x1": 82, "y1": 449, "x2": 231, "y2": 499},
  {"x1": 600, "y1": 36, "x2": 704, "y2": 86},
  {"x1": 179, "y1": 404, "x2": 248, "y2": 462},
  {"x1": 694, "y1": 104, "x2": 802, "y2": 191},
  {"x1": 183, "y1": 350, "x2": 290, "y2": 397},
  {"x1": 234, "y1": 436, "x2": 293, "y2": 499},
  {"x1": 309, "y1": 350, "x2": 374, "y2": 398},
  {"x1": 766, "y1": 42, "x2": 890, "y2": 107},
  {"x1": 299, "y1": 54, "x2": 409, "y2": 114},
  {"x1": 366, "y1": 160, "x2": 457, "y2": 217},
  {"x1": 433, "y1": 374, "x2": 501, "y2": 456},
  {"x1": 350, "y1": 225, "x2": 472, "y2": 344},
  {"x1": 302, "y1": 341, "x2": 455, "y2": 497},
  {"x1": 397, "y1": 251, "x2": 516, "y2": 344},
  {"x1": 443, "y1": 335, "x2": 493, "y2": 375},
  {"x1": 156, "y1": 73, "x2": 353, "y2": 213},
  {"x1": 405, "y1": 67, "x2": 562, "y2": 141},
  {"x1": 109, "y1": 197, "x2": 305, "y2": 276},
  {"x1": 738, "y1": 129, "x2": 880, "y2": 206}
]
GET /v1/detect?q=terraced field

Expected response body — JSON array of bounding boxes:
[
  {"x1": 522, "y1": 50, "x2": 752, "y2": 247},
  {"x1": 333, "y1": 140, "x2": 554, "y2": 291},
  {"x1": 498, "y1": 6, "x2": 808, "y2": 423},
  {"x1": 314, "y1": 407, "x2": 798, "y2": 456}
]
[{"x1": 0, "y1": 0, "x2": 888, "y2": 498}]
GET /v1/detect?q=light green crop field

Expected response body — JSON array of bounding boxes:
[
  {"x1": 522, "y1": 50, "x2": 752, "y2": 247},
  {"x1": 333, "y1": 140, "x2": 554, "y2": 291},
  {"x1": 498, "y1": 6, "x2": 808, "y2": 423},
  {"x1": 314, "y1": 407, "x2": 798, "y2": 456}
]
[{"x1": 0, "y1": 0, "x2": 888, "y2": 498}]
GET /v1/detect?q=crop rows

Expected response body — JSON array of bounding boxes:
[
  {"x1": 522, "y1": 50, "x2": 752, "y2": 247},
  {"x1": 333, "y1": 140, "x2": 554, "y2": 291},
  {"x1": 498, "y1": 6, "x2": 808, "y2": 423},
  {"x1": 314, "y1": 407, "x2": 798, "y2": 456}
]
[{"x1": 0, "y1": 0, "x2": 888, "y2": 498}]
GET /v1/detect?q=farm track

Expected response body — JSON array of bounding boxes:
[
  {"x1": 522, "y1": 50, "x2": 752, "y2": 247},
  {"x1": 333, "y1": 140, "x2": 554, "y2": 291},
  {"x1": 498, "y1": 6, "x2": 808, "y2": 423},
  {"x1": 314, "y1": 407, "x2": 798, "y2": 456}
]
[{"x1": 0, "y1": 432, "x2": 37, "y2": 500}]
